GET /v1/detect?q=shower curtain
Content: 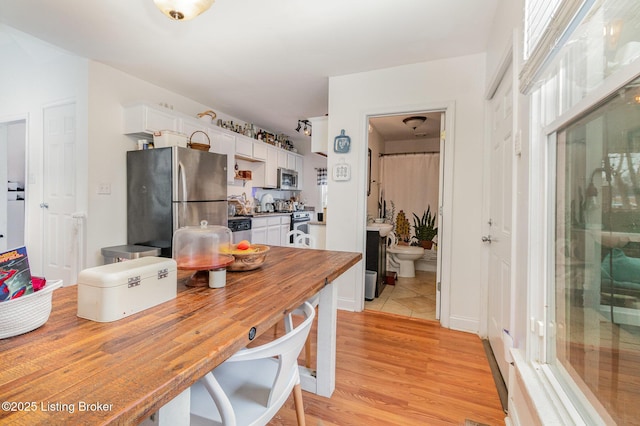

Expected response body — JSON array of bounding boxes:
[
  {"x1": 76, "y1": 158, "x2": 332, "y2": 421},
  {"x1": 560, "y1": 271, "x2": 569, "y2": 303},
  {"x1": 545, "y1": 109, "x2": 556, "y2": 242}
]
[{"x1": 380, "y1": 153, "x2": 440, "y2": 232}]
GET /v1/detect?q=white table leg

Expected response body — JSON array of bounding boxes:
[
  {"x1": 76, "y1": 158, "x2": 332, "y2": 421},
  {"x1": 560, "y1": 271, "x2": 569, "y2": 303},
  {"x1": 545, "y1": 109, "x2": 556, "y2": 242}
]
[
  {"x1": 300, "y1": 280, "x2": 337, "y2": 397},
  {"x1": 139, "y1": 388, "x2": 190, "y2": 426}
]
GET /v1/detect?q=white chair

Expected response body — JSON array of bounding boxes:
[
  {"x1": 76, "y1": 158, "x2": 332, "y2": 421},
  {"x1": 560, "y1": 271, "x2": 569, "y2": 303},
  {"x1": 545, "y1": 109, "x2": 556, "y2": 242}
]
[
  {"x1": 286, "y1": 230, "x2": 316, "y2": 248},
  {"x1": 284, "y1": 230, "x2": 319, "y2": 367},
  {"x1": 190, "y1": 302, "x2": 315, "y2": 426}
]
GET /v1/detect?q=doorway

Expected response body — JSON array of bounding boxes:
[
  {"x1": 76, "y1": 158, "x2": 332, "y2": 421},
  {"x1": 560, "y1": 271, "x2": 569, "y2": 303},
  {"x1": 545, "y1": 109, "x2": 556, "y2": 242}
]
[
  {"x1": 0, "y1": 119, "x2": 27, "y2": 253},
  {"x1": 364, "y1": 111, "x2": 444, "y2": 320}
]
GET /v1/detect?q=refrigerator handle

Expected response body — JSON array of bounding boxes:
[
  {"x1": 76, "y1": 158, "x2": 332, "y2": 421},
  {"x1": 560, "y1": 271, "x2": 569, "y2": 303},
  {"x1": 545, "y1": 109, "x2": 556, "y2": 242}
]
[{"x1": 178, "y1": 160, "x2": 187, "y2": 201}]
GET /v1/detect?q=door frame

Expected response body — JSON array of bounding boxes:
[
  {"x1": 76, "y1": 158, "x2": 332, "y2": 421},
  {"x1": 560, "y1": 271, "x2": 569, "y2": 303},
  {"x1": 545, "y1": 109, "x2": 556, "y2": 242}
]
[
  {"x1": 0, "y1": 113, "x2": 29, "y2": 253},
  {"x1": 360, "y1": 101, "x2": 456, "y2": 326}
]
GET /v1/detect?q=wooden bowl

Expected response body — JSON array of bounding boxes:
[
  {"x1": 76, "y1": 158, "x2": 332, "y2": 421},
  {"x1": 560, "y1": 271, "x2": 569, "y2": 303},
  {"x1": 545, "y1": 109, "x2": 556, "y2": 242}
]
[{"x1": 226, "y1": 244, "x2": 270, "y2": 271}]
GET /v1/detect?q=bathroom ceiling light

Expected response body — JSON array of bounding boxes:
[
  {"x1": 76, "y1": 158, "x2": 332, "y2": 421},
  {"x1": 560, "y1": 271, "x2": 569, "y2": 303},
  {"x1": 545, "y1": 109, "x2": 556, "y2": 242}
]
[
  {"x1": 154, "y1": 0, "x2": 215, "y2": 21},
  {"x1": 402, "y1": 116, "x2": 426, "y2": 130},
  {"x1": 296, "y1": 119, "x2": 312, "y2": 137}
]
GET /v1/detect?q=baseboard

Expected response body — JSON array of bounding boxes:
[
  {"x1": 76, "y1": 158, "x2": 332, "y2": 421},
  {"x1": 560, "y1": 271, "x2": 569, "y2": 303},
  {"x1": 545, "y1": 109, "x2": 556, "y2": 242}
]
[
  {"x1": 482, "y1": 339, "x2": 508, "y2": 413},
  {"x1": 448, "y1": 315, "x2": 479, "y2": 333}
]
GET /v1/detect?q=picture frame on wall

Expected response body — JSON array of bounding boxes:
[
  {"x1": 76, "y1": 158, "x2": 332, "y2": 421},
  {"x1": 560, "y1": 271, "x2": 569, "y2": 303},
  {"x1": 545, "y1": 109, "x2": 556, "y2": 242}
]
[{"x1": 333, "y1": 129, "x2": 351, "y2": 153}]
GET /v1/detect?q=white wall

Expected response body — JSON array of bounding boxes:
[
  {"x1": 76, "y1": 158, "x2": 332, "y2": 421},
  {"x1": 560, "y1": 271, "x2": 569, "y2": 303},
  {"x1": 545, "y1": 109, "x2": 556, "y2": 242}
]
[
  {"x1": 85, "y1": 62, "x2": 226, "y2": 267},
  {"x1": 327, "y1": 54, "x2": 488, "y2": 332},
  {"x1": 366, "y1": 125, "x2": 384, "y2": 218},
  {"x1": 0, "y1": 25, "x2": 89, "y2": 275},
  {"x1": 297, "y1": 138, "x2": 327, "y2": 216},
  {"x1": 383, "y1": 137, "x2": 440, "y2": 154}
]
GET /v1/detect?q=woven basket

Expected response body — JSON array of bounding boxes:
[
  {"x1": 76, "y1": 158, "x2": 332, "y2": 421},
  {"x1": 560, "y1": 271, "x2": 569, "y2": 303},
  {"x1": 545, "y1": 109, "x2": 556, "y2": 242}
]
[
  {"x1": 188, "y1": 130, "x2": 211, "y2": 151},
  {"x1": 0, "y1": 280, "x2": 63, "y2": 339}
]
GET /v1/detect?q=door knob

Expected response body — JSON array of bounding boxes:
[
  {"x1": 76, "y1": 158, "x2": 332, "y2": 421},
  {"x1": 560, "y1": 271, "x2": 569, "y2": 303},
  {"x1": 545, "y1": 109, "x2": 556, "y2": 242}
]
[
  {"x1": 40, "y1": 203, "x2": 49, "y2": 209},
  {"x1": 482, "y1": 235, "x2": 492, "y2": 243}
]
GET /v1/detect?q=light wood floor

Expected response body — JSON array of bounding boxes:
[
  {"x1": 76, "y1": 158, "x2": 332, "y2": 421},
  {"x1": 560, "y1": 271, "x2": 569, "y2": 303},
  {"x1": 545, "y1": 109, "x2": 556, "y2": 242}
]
[{"x1": 269, "y1": 309, "x2": 506, "y2": 425}]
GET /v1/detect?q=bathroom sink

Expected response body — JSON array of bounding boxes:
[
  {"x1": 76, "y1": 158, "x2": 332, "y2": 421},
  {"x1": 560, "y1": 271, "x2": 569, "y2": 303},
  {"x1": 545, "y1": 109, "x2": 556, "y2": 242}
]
[{"x1": 366, "y1": 222, "x2": 393, "y2": 237}]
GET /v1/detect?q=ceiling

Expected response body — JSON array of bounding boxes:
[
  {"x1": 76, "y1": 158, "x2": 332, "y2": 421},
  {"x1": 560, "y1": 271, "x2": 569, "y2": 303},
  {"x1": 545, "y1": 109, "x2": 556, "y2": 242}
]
[
  {"x1": 370, "y1": 112, "x2": 443, "y2": 141},
  {"x1": 0, "y1": 0, "x2": 498, "y2": 145}
]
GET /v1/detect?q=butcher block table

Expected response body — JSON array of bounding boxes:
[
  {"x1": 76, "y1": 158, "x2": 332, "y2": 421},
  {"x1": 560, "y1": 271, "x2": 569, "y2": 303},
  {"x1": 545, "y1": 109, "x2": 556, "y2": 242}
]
[{"x1": 0, "y1": 246, "x2": 360, "y2": 425}]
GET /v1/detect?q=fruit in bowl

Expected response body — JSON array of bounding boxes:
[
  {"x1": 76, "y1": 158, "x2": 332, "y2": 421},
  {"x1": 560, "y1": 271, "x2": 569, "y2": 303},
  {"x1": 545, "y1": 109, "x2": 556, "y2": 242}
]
[{"x1": 225, "y1": 242, "x2": 270, "y2": 271}]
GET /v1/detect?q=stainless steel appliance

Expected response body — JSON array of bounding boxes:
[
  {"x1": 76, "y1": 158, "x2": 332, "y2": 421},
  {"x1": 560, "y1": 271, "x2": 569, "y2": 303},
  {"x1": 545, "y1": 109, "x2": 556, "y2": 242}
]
[
  {"x1": 228, "y1": 217, "x2": 251, "y2": 244},
  {"x1": 127, "y1": 147, "x2": 228, "y2": 257},
  {"x1": 291, "y1": 211, "x2": 311, "y2": 235},
  {"x1": 277, "y1": 168, "x2": 298, "y2": 190}
]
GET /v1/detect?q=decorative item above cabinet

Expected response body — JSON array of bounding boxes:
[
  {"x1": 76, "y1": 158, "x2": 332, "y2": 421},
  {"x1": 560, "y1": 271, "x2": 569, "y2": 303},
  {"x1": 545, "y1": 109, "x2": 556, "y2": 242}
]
[{"x1": 123, "y1": 102, "x2": 304, "y2": 186}]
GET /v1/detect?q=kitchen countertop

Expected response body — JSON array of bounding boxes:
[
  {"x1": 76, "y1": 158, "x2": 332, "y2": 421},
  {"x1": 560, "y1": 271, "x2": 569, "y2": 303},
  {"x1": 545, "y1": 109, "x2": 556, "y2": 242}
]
[
  {"x1": 0, "y1": 247, "x2": 361, "y2": 425},
  {"x1": 229, "y1": 212, "x2": 291, "y2": 218},
  {"x1": 309, "y1": 221, "x2": 326, "y2": 226}
]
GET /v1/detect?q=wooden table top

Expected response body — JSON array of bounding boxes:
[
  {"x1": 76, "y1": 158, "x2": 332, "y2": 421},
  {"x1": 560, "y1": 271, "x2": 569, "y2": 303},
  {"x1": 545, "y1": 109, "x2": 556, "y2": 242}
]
[{"x1": 0, "y1": 247, "x2": 361, "y2": 425}]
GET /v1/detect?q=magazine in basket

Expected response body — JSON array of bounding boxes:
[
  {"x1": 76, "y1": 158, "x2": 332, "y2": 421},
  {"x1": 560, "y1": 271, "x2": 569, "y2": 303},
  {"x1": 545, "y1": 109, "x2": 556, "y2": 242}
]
[{"x1": 0, "y1": 246, "x2": 33, "y2": 302}]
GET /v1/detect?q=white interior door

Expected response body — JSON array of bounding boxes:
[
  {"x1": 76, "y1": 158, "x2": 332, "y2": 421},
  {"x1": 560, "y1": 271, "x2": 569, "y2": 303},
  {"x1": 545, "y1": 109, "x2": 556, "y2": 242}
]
[
  {"x1": 486, "y1": 63, "x2": 514, "y2": 386},
  {"x1": 0, "y1": 124, "x2": 7, "y2": 252},
  {"x1": 43, "y1": 102, "x2": 77, "y2": 284}
]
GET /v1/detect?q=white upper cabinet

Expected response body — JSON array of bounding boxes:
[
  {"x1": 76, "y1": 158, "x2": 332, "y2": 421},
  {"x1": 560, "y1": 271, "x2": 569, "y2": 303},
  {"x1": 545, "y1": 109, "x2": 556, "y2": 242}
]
[
  {"x1": 235, "y1": 136, "x2": 253, "y2": 159},
  {"x1": 286, "y1": 153, "x2": 297, "y2": 170},
  {"x1": 123, "y1": 102, "x2": 304, "y2": 187},
  {"x1": 181, "y1": 120, "x2": 210, "y2": 146},
  {"x1": 277, "y1": 150, "x2": 287, "y2": 169},
  {"x1": 123, "y1": 103, "x2": 179, "y2": 135},
  {"x1": 310, "y1": 116, "x2": 328, "y2": 155},
  {"x1": 264, "y1": 146, "x2": 278, "y2": 188},
  {"x1": 208, "y1": 127, "x2": 236, "y2": 184},
  {"x1": 252, "y1": 141, "x2": 268, "y2": 161}
]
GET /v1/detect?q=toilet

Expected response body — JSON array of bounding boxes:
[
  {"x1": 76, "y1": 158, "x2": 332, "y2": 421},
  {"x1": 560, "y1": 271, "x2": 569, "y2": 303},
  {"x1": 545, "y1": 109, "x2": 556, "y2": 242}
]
[{"x1": 386, "y1": 233, "x2": 425, "y2": 278}]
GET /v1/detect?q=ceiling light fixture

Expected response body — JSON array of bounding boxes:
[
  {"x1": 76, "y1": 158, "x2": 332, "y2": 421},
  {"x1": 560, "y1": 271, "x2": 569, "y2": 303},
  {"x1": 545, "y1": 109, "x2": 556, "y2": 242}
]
[
  {"x1": 402, "y1": 116, "x2": 426, "y2": 130},
  {"x1": 296, "y1": 120, "x2": 312, "y2": 137},
  {"x1": 154, "y1": 0, "x2": 215, "y2": 21}
]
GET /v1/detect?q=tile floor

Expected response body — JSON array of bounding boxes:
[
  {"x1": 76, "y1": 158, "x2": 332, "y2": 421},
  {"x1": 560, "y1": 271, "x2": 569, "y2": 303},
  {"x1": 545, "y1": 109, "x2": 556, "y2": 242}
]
[{"x1": 364, "y1": 270, "x2": 438, "y2": 321}]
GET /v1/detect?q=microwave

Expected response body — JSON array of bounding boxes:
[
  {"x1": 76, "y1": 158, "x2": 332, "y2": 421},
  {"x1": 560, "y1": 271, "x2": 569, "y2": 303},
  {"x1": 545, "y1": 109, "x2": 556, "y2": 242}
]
[{"x1": 277, "y1": 168, "x2": 298, "y2": 190}]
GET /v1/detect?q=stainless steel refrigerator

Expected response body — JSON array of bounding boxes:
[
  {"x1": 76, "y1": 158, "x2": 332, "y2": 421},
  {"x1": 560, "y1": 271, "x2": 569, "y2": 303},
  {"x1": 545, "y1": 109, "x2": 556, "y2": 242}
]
[{"x1": 127, "y1": 147, "x2": 227, "y2": 257}]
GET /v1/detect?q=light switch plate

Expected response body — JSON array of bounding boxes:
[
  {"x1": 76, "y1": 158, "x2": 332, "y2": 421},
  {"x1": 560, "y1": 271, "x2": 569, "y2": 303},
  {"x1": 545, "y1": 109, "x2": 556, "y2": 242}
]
[{"x1": 98, "y1": 183, "x2": 111, "y2": 195}]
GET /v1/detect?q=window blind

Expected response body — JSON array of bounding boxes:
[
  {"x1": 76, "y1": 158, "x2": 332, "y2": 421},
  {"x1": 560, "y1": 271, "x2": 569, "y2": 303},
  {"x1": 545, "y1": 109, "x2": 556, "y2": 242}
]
[
  {"x1": 525, "y1": 0, "x2": 562, "y2": 60},
  {"x1": 520, "y1": 0, "x2": 595, "y2": 94}
]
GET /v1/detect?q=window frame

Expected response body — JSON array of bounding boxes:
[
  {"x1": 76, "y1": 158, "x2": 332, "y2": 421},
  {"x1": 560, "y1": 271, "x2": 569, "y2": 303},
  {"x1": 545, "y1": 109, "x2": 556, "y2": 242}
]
[{"x1": 533, "y1": 52, "x2": 640, "y2": 426}]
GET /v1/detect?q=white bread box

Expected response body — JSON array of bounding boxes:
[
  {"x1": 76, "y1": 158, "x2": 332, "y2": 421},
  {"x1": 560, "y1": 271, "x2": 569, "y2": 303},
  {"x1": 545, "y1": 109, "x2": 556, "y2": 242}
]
[
  {"x1": 77, "y1": 257, "x2": 177, "y2": 322},
  {"x1": 153, "y1": 130, "x2": 188, "y2": 148}
]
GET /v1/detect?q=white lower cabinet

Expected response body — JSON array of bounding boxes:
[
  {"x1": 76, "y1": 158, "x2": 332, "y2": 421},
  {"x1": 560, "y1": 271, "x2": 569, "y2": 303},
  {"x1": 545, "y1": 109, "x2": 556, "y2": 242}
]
[
  {"x1": 251, "y1": 215, "x2": 290, "y2": 246},
  {"x1": 280, "y1": 216, "x2": 291, "y2": 245}
]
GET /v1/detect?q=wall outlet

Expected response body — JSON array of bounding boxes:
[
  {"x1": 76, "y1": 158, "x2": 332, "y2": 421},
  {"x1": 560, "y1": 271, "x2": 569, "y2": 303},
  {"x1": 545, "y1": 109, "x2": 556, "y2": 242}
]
[{"x1": 98, "y1": 183, "x2": 111, "y2": 195}]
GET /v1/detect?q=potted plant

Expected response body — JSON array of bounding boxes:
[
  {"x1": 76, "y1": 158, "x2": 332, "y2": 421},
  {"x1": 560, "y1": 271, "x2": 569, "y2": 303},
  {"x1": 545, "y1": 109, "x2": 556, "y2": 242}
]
[{"x1": 412, "y1": 207, "x2": 437, "y2": 249}]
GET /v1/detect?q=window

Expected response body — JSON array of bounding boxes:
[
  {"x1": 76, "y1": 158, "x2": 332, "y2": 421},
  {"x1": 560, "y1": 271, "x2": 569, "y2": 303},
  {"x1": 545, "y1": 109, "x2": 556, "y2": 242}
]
[
  {"x1": 530, "y1": 0, "x2": 640, "y2": 422},
  {"x1": 552, "y1": 78, "x2": 640, "y2": 422}
]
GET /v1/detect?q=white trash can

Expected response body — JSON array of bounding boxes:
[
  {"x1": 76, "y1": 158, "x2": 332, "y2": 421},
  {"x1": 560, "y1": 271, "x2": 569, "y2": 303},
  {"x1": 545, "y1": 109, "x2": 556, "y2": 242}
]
[{"x1": 365, "y1": 270, "x2": 377, "y2": 301}]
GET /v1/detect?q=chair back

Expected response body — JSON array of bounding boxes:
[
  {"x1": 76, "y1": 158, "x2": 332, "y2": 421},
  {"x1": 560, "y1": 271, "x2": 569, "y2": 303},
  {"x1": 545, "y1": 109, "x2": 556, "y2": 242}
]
[
  {"x1": 196, "y1": 302, "x2": 316, "y2": 425},
  {"x1": 227, "y1": 301, "x2": 316, "y2": 407},
  {"x1": 286, "y1": 230, "x2": 316, "y2": 248}
]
